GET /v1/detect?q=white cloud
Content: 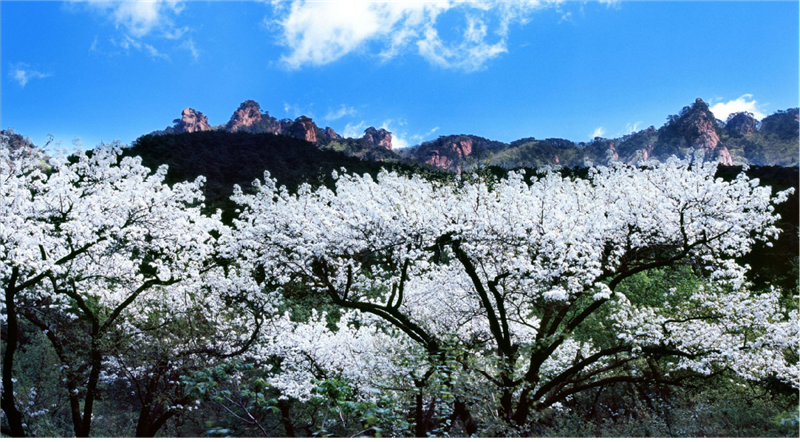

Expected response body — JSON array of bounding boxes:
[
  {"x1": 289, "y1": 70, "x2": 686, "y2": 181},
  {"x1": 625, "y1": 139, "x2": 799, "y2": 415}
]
[
  {"x1": 325, "y1": 105, "x2": 358, "y2": 121},
  {"x1": 144, "y1": 43, "x2": 170, "y2": 61},
  {"x1": 425, "y1": 126, "x2": 440, "y2": 136},
  {"x1": 179, "y1": 38, "x2": 199, "y2": 61},
  {"x1": 74, "y1": 0, "x2": 185, "y2": 38},
  {"x1": 9, "y1": 63, "x2": 50, "y2": 87},
  {"x1": 709, "y1": 94, "x2": 766, "y2": 121},
  {"x1": 284, "y1": 102, "x2": 314, "y2": 119},
  {"x1": 591, "y1": 127, "x2": 606, "y2": 139},
  {"x1": 380, "y1": 119, "x2": 410, "y2": 149},
  {"x1": 625, "y1": 121, "x2": 642, "y2": 134},
  {"x1": 268, "y1": 1, "x2": 556, "y2": 71},
  {"x1": 599, "y1": 0, "x2": 621, "y2": 8},
  {"x1": 343, "y1": 120, "x2": 367, "y2": 138},
  {"x1": 111, "y1": 35, "x2": 170, "y2": 61},
  {"x1": 164, "y1": 26, "x2": 189, "y2": 40}
]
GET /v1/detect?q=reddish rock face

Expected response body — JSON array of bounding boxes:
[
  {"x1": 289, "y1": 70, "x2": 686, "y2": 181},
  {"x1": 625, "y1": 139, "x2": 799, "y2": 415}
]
[
  {"x1": 228, "y1": 103, "x2": 262, "y2": 132},
  {"x1": 685, "y1": 99, "x2": 720, "y2": 150},
  {"x1": 425, "y1": 150, "x2": 454, "y2": 170},
  {"x1": 422, "y1": 137, "x2": 474, "y2": 172},
  {"x1": 178, "y1": 108, "x2": 211, "y2": 133},
  {"x1": 691, "y1": 118, "x2": 720, "y2": 150},
  {"x1": 608, "y1": 142, "x2": 619, "y2": 162},
  {"x1": 363, "y1": 127, "x2": 393, "y2": 150},
  {"x1": 324, "y1": 127, "x2": 339, "y2": 140},
  {"x1": 288, "y1": 116, "x2": 317, "y2": 144},
  {"x1": 705, "y1": 145, "x2": 734, "y2": 166},
  {"x1": 451, "y1": 139, "x2": 472, "y2": 158},
  {"x1": 641, "y1": 145, "x2": 653, "y2": 162}
]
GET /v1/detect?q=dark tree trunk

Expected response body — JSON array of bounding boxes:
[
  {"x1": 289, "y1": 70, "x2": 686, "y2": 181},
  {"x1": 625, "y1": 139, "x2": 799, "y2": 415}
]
[
  {"x1": 414, "y1": 389, "x2": 426, "y2": 437},
  {"x1": 135, "y1": 405, "x2": 175, "y2": 437},
  {"x1": 2, "y1": 273, "x2": 26, "y2": 437},
  {"x1": 278, "y1": 400, "x2": 295, "y2": 437}
]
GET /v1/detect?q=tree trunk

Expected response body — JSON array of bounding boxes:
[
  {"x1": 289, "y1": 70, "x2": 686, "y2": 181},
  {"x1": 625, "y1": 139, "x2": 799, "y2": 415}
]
[
  {"x1": 2, "y1": 277, "x2": 26, "y2": 437},
  {"x1": 278, "y1": 400, "x2": 295, "y2": 437},
  {"x1": 135, "y1": 405, "x2": 175, "y2": 437}
]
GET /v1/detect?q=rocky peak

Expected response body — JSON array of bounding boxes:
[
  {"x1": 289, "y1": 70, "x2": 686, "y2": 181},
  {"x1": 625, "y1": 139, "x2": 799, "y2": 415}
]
[
  {"x1": 660, "y1": 98, "x2": 720, "y2": 152},
  {"x1": 324, "y1": 126, "x2": 339, "y2": 140},
  {"x1": 227, "y1": 100, "x2": 263, "y2": 132},
  {"x1": 759, "y1": 108, "x2": 799, "y2": 140},
  {"x1": 685, "y1": 98, "x2": 720, "y2": 150},
  {"x1": 170, "y1": 108, "x2": 211, "y2": 134},
  {"x1": 725, "y1": 112, "x2": 758, "y2": 138},
  {"x1": 363, "y1": 127, "x2": 392, "y2": 150},
  {"x1": 422, "y1": 136, "x2": 475, "y2": 173},
  {"x1": 286, "y1": 116, "x2": 318, "y2": 144}
]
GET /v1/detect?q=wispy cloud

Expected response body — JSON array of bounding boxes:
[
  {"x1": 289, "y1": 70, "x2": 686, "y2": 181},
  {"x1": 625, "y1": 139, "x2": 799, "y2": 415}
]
[
  {"x1": 591, "y1": 127, "x2": 606, "y2": 139},
  {"x1": 73, "y1": 0, "x2": 193, "y2": 62},
  {"x1": 284, "y1": 102, "x2": 314, "y2": 119},
  {"x1": 111, "y1": 35, "x2": 170, "y2": 61},
  {"x1": 325, "y1": 105, "x2": 358, "y2": 121},
  {"x1": 267, "y1": 1, "x2": 558, "y2": 71},
  {"x1": 709, "y1": 94, "x2": 766, "y2": 121},
  {"x1": 624, "y1": 121, "x2": 643, "y2": 134},
  {"x1": 343, "y1": 120, "x2": 367, "y2": 138},
  {"x1": 598, "y1": 0, "x2": 621, "y2": 8},
  {"x1": 164, "y1": 26, "x2": 190, "y2": 40},
  {"x1": 73, "y1": 0, "x2": 186, "y2": 38},
  {"x1": 410, "y1": 126, "x2": 441, "y2": 144},
  {"x1": 9, "y1": 63, "x2": 50, "y2": 87},
  {"x1": 179, "y1": 38, "x2": 199, "y2": 61}
]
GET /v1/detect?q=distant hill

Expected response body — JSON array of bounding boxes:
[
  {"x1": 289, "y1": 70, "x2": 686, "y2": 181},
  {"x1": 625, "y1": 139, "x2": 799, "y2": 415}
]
[
  {"x1": 126, "y1": 130, "x2": 447, "y2": 221},
  {"x1": 147, "y1": 98, "x2": 798, "y2": 173},
  {"x1": 401, "y1": 99, "x2": 798, "y2": 172}
]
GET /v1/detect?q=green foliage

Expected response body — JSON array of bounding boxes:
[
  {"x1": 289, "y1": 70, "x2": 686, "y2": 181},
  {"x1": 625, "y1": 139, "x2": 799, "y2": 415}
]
[
  {"x1": 307, "y1": 378, "x2": 412, "y2": 438},
  {"x1": 533, "y1": 378, "x2": 799, "y2": 437}
]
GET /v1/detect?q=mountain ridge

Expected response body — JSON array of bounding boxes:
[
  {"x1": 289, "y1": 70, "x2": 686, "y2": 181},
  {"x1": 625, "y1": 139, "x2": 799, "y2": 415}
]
[{"x1": 149, "y1": 98, "x2": 798, "y2": 171}]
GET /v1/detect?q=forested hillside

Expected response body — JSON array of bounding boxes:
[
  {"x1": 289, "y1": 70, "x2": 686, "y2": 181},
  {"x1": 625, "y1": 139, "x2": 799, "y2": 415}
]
[
  {"x1": 146, "y1": 99, "x2": 799, "y2": 174},
  {"x1": 127, "y1": 131, "x2": 448, "y2": 220},
  {"x1": 402, "y1": 101, "x2": 799, "y2": 172}
]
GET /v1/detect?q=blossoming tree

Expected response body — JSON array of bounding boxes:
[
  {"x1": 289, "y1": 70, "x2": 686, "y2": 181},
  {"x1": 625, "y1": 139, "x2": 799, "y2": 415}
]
[
  {"x1": 0, "y1": 144, "x2": 262, "y2": 437},
  {"x1": 229, "y1": 159, "x2": 797, "y2": 435}
]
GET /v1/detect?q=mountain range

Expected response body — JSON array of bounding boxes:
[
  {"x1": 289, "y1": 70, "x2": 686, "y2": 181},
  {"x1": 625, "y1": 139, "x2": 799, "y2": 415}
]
[{"x1": 150, "y1": 98, "x2": 799, "y2": 171}]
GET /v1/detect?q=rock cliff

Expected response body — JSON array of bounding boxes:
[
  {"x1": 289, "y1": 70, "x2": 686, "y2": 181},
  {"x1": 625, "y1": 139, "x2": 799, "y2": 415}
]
[
  {"x1": 146, "y1": 99, "x2": 797, "y2": 169},
  {"x1": 362, "y1": 127, "x2": 392, "y2": 150},
  {"x1": 163, "y1": 108, "x2": 211, "y2": 134},
  {"x1": 725, "y1": 112, "x2": 758, "y2": 138},
  {"x1": 324, "y1": 127, "x2": 339, "y2": 140},
  {"x1": 286, "y1": 116, "x2": 318, "y2": 144},
  {"x1": 227, "y1": 100, "x2": 263, "y2": 132}
]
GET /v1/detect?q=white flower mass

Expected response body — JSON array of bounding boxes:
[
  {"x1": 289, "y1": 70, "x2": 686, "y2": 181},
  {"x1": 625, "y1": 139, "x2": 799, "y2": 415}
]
[{"x1": 2, "y1": 143, "x2": 796, "y2": 432}]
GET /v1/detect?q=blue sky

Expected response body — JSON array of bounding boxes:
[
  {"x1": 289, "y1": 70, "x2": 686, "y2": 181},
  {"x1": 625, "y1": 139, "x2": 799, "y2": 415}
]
[{"x1": 2, "y1": 1, "x2": 798, "y2": 151}]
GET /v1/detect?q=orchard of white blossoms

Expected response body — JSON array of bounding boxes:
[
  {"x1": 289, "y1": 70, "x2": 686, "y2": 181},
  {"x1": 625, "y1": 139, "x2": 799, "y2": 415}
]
[
  {"x1": 1, "y1": 144, "x2": 264, "y2": 437},
  {"x1": 2, "y1": 138, "x2": 797, "y2": 437},
  {"x1": 228, "y1": 159, "x2": 798, "y2": 434}
]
